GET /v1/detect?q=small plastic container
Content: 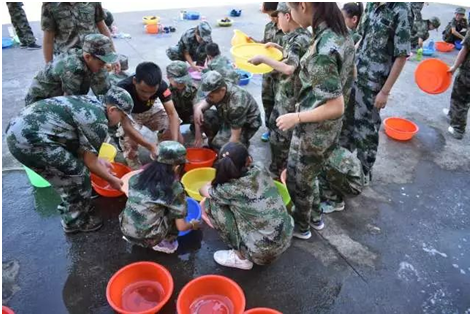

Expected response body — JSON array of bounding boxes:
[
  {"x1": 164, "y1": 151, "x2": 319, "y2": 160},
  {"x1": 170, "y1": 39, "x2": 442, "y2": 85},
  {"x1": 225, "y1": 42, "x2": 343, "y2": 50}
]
[
  {"x1": 455, "y1": 40, "x2": 463, "y2": 50},
  {"x1": 383, "y1": 117, "x2": 419, "y2": 141},
  {"x1": 186, "y1": 11, "x2": 200, "y2": 20},
  {"x1": 23, "y1": 165, "x2": 51, "y2": 188},
  {"x1": 245, "y1": 307, "x2": 282, "y2": 314},
  {"x1": 145, "y1": 24, "x2": 159, "y2": 34},
  {"x1": 236, "y1": 69, "x2": 253, "y2": 86},
  {"x1": 98, "y1": 143, "x2": 117, "y2": 162}
]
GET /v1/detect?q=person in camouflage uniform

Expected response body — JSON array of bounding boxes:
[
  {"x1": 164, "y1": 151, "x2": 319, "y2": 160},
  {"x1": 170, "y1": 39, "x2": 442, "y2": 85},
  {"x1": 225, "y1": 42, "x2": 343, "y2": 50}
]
[
  {"x1": 166, "y1": 22, "x2": 213, "y2": 70},
  {"x1": 276, "y1": 3, "x2": 355, "y2": 239},
  {"x1": 410, "y1": 2, "x2": 425, "y2": 24},
  {"x1": 248, "y1": 3, "x2": 311, "y2": 177},
  {"x1": 166, "y1": 61, "x2": 198, "y2": 125},
  {"x1": 410, "y1": 16, "x2": 441, "y2": 49},
  {"x1": 200, "y1": 142, "x2": 293, "y2": 270},
  {"x1": 41, "y1": 2, "x2": 117, "y2": 64},
  {"x1": 25, "y1": 34, "x2": 117, "y2": 106},
  {"x1": 103, "y1": 8, "x2": 114, "y2": 32},
  {"x1": 108, "y1": 54, "x2": 130, "y2": 86},
  {"x1": 120, "y1": 141, "x2": 199, "y2": 253},
  {"x1": 203, "y1": 43, "x2": 240, "y2": 85},
  {"x1": 6, "y1": 86, "x2": 134, "y2": 234},
  {"x1": 443, "y1": 31, "x2": 470, "y2": 140},
  {"x1": 319, "y1": 146, "x2": 364, "y2": 213},
  {"x1": 350, "y1": 2, "x2": 411, "y2": 181},
  {"x1": 6, "y1": 2, "x2": 41, "y2": 50},
  {"x1": 341, "y1": 2, "x2": 364, "y2": 46},
  {"x1": 260, "y1": 2, "x2": 286, "y2": 142},
  {"x1": 193, "y1": 71, "x2": 262, "y2": 151},
  {"x1": 442, "y1": 7, "x2": 468, "y2": 44}
]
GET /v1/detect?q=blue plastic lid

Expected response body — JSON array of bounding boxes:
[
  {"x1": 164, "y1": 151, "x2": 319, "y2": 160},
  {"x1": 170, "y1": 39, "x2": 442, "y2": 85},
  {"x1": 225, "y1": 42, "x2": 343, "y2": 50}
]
[{"x1": 2, "y1": 38, "x2": 13, "y2": 48}]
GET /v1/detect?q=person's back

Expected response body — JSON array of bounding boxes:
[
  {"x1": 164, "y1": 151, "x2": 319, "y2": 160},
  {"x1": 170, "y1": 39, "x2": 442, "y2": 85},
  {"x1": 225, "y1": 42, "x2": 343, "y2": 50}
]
[
  {"x1": 207, "y1": 54, "x2": 240, "y2": 85},
  {"x1": 220, "y1": 83, "x2": 261, "y2": 131}
]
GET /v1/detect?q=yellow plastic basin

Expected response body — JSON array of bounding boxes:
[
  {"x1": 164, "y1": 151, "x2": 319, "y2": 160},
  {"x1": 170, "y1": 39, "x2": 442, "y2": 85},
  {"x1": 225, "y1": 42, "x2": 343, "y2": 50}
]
[
  {"x1": 230, "y1": 43, "x2": 283, "y2": 74},
  {"x1": 142, "y1": 16, "x2": 159, "y2": 25},
  {"x1": 231, "y1": 29, "x2": 254, "y2": 46},
  {"x1": 98, "y1": 143, "x2": 117, "y2": 162},
  {"x1": 274, "y1": 180, "x2": 291, "y2": 206},
  {"x1": 181, "y1": 167, "x2": 216, "y2": 201}
]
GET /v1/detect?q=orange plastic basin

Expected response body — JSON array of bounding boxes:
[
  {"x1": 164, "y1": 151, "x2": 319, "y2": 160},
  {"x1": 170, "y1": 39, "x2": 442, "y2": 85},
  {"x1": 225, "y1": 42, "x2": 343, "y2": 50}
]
[
  {"x1": 145, "y1": 24, "x2": 158, "y2": 34},
  {"x1": 177, "y1": 275, "x2": 245, "y2": 314},
  {"x1": 435, "y1": 41, "x2": 454, "y2": 52},
  {"x1": 185, "y1": 148, "x2": 218, "y2": 172},
  {"x1": 2, "y1": 306, "x2": 14, "y2": 314},
  {"x1": 106, "y1": 261, "x2": 174, "y2": 314},
  {"x1": 245, "y1": 307, "x2": 282, "y2": 314},
  {"x1": 91, "y1": 162, "x2": 132, "y2": 198},
  {"x1": 383, "y1": 117, "x2": 419, "y2": 141},
  {"x1": 415, "y1": 59, "x2": 452, "y2": 94}
]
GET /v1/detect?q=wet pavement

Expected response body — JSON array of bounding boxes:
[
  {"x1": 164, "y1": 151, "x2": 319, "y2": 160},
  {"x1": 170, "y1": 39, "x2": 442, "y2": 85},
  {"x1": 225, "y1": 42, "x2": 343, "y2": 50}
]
[{"x1": 2, "y1": 3, "x2": 470, "y2": 314}]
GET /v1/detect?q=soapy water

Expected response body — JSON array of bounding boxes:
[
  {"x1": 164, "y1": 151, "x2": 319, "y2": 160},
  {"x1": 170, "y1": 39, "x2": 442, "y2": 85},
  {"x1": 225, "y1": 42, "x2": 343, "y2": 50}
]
[
  {"x1": 121, "y1": 281, "x2": 164, "y2": 313},
  {"x1": 190, "y1": 295, "x2": 234, "y2": 314}
]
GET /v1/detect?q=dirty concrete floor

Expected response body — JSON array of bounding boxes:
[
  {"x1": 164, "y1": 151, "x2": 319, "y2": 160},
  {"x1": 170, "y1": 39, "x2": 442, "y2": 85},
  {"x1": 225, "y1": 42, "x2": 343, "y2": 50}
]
[{"x1": 2, "y1": 3, "x2": 470, "y2": 314}]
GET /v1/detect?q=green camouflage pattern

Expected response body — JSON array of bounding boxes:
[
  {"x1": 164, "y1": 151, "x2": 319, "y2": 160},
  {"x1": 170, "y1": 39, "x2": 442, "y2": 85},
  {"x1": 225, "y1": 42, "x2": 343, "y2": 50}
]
[
  {"x1": 269, "y1": 27, "x2": 311, "y2": 176},
  {"x1": 200, "y1": 70, "x2": 226, "y2": 95},
  {"x1": 448, "y1": 31, "x2": 470, "y2": 136},
  {"x1": 25, "y1": 49, "x2": 110, "y2": 106},
  {"x1": 262, "y1": 21, "x2": 286, "y2": 127},
  {"x1": 287, "y1": 22, "x2": 355, "y2": 232},
  {"x1": 169, "y1": 82, "x2": 198, "y2": 124},
  {"x1": 82, "y1": 33, "x2": 118, "y2": 64},
  {"x1": 166, "y1": 25, "x2": 211, "y2": 66},
  {"x1": 443, "y1": 17, "x2": 469, "y2": 43},
  {"x1": 349, "y1": 28, "x2": 362, "y2": 45},
  {"x1": 352, "y1": 2, "x2": 411, "y2": 176},
  {"x1": 166, "y1": 61, "x2": 192, "y2": 84},
  {"x1": 104, "y1": 8, "x2": 114, "y2": 28},
  {"x1": 205, "y1": 162, "x2": 294, "y2": 265},
  {"x1": 156, "y1": 141, "x2": 187, "y2": 165},
  {"x1": 6, "y1": 2, "x2": 36, "y2": 45},
  {"x1": 200, "y1": 81, "x2": 262, "y2": 151},
  {"x1": 274, "y1": 2, "x2": 291, "y2": 15},
  {"x1": 205, "y1": 55, "x2": 240, "y2": 85},
  {"x1": 6, "y1": 95, "x2": 110, "y2": 227},
  {"x1": 410, "y1": 2, "x2": 424, "y2": 23},
  {"x1": 197, "y1": 21, "x2": 212, "y2": 43},
  {"x1": 120, "y1": 174, "x2": 187, "y2": 247},
  {"x1": 41, "y1": 2, "x2": 106, "y2": 55},
  {"x1": 410, "y1": 19, "x2": 430, "y2": 48},
  {"x1": 104, "y1": 85, "x2": 134, "y2": 116}
]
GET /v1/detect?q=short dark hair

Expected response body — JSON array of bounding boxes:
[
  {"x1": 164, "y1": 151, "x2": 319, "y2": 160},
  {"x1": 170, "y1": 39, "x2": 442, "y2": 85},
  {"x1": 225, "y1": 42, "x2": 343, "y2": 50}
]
[
  {"x1": 206, "y1": 43, "x2": 221, "y2": 57},
  {"x1": 263, "y1": 2, "x2": 279, "y2": 13},
  {"x1": 135, "y1": 62, "x2": 162, "y2": 86}
]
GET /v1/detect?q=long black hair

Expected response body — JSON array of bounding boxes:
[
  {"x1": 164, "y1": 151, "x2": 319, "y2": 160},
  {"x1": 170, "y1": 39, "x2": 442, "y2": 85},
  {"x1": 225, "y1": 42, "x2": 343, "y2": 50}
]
[
  {"x1": 133, "y1": 160, "x2": 184, "y2": 201},
  {"x1": 342, "y1": 2, "x2": 364, "y2": 26},
  {"x1": 289, "y1": 2, "x2": 348, "y2": 37},
  {"x1": 212, "y1": 142, "x2": 250, "y2": 186}
]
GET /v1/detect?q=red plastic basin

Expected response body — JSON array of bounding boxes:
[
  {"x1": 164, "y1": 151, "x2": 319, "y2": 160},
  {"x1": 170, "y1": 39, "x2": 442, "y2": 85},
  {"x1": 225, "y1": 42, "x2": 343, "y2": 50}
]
[
  {"x1": 383, "y1": 117, "x2": 419, "y2": 141},
  {"x1": 91, "y1": 162, "x2": 132, "y2": 198},
  {"x1": 185, "y1": 148, "x2": 217, "y2": 172},
  {"x1": 435, "y1": 41, "x2": 454, "y2": 52},
  {"x1": 245, "y1": 307, "x2": 282, "y2": 314}
]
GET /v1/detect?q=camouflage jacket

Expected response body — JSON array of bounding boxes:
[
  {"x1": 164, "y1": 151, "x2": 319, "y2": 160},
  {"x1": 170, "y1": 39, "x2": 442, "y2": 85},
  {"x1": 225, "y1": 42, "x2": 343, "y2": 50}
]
[
  {"x1": 177, "y1": 27, "x2": 209, "y2": 64},
  {"x1": 411, "y1": 19, "x2": 430, "y2": 47},
  {"x1": 25, "y1": 49, "x2": 110, "y2": 106},
  {"x1": 120, "y1": 174, "x2": 187, "y2": 240},
  {"x1": 169, "y1": 83, "x2": 198, "y2": 122},
  {"x1": 349, "y1": 28, "x2": 362, "y2": 45},
  {"x1": 298, "y1": 22, "x2": 355, "y2": 111},
  {"x1": 41, "y1": 2, "x2": 105, "y2": 55},
  {"x1": 208, "y1": 163, "x2": 294, "y2": 254},
  {"x1": 213, "y1": 83, "x2": 262, "y2": 131},
  {"x1": 274, "y1": 27, "x2": 311, "y2": 113},
  {"x1": 461, "y1": 31, "x2": 470, "y2": 71},
  {"x1": 356, "y1": 2, "x2": 411, "y2": 91},
  {"x1": 205, "y1": 55, "x2": 240, "y2": 85},
  {"x1": 409, "y1": 2, "x2": 424, "y2": 24},
  {"x1": 443, "y1": 17, "x2": 469, "y2": 42},
  {"x1": 6, "y1": 95, "x2": 109, "y2": 156},
  {"x1": 263, "y1": 21, "x2": 285, "y2": 46}
]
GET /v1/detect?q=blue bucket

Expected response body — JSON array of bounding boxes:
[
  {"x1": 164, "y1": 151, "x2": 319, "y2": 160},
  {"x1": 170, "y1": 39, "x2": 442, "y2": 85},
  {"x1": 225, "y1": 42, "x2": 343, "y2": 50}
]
[
  {"x1": 236, "y1": 69, "x2": 253, "y2": 86},
  {"x1": 455, "y1": 40, "x2": 463, "y2": 50},
  {"x1": 185, "y1": 11, "x2": 200, "y2": 20},
  {"x1": 179, "y1": 197, "x2": 202, "y2": 237}
]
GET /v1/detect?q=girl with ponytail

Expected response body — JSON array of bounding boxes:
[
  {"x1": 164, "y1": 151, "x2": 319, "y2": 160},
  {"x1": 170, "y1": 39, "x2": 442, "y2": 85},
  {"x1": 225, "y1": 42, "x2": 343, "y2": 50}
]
[
  {"x1": 200, "y1": 142, "x2": 294, "y2": 270},
  {"x1": 342, "y1": 2, "x2": 364, "y2": 45}
]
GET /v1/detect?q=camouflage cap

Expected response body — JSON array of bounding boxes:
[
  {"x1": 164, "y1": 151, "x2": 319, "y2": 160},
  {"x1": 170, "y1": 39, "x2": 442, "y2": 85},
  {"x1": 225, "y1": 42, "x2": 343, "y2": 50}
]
[
  {"x1": 271, "y1": 2, "x2": 291, "y2": 16},
  {"x1": 82, "y1": 34, "x2": 118, "y2": 64},
  {"x1": 200, "y1": 71, "x2": 226, "y2": 96},
  {"x1": 197, "y1": 22, "x2": 212, "y2": 43},
  {"x1": 104, "y1": 86, "x2": 134, "y2": 120},
  {"x1": 157, "y1": 141, "x2": 187, "y2": 165},
  {"x1": 429, "y1": 16, "x2": 441, "y2": 29},
  {"x1": 455, "y1": 7, "x2": 466, "y2": 15},
  {"x1": 166, "y1": 61, "x2": 192, "y2": 84}
]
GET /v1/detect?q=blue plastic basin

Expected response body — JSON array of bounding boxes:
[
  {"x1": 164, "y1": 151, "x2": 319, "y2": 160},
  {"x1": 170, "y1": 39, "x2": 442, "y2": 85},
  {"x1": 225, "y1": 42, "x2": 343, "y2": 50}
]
[
  {"x1": 179, "y1": 197, "x2": 202, "y2": 237},
  {"x1": 236, "y1": 69, "x2": 253, "y2": 86}
]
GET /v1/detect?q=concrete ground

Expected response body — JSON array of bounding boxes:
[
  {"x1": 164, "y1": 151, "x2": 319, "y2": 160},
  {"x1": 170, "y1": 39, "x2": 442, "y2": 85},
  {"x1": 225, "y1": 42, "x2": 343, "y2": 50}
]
[{"x1": 2, "y1": 3, "x2": 470, "y2": 314}]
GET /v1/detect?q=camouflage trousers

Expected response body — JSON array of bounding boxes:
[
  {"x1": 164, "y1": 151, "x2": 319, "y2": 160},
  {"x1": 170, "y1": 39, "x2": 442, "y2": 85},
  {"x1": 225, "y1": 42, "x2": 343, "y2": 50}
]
[
  {"x1": 447, "y1": 67, "x2": 470, "y2": 136},
  {"x1": 339, "y1": 86, "x2": 356, "y2": 152},
  {"x1": 6, "y1": 138, "x2": 93, "y2": 228},
  {"x1": 204, "y1": 199, "x2": 289, "y2": 265},
  {"x1": 261, "y1": 72, "x2": 277, "y2": 127},
  {"x1": 166, "y1": 46, "x2": 206, "y2": 66},
  {"x1": 286, "y1": 118, "x2": 342, "y2": 232},
  {"x1": 319, "y1": 146, "x2": 364, "y2": 203},
  {"x1": 118, "y1": 105, "x2": 170, "y2": 169},
  {"x1": 200, "y1": 109, "x2": 259, "y2": 152},
  {"x1": 268, "y1": 98, "x2": 294, "y2": 176},
  {"x1": 6, "y1": 2, "x2": 36, "y2": 45},
  {"x1": 352, "y1": 82, "x2": 382, "y2": 176}
]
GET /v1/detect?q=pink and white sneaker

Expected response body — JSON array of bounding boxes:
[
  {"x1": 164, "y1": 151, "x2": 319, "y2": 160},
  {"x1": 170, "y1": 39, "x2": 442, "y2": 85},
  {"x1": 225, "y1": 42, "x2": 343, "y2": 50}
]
[{"x1": 152, "y1": 240, "x2": 179, "y2": 254}]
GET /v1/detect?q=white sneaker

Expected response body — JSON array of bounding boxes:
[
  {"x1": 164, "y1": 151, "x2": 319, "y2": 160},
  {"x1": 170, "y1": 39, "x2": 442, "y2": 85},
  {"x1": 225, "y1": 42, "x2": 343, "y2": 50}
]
[
  {"x1": 292, "y1": 228, "x2": 312, "y2": 240},
  {"x1": 442, "y1": 108, "x2": 449, "y2": 116},
  {"x1": 152, "y1": 240, "x2": 179, "y2": 254},
  {"x1": 213, "y1": 250, "x2": 253, "y2": 270}
]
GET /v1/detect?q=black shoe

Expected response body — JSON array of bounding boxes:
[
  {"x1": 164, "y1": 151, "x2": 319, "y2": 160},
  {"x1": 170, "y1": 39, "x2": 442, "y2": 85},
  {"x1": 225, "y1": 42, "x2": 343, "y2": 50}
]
[
  {"x1": 20, "y1": 43, "x2": 27, "y2": 49},
  {"x1": 27, "y1": 43, "x2": 41, "y2": 50},
  {"x1": 62, "y1": 215, "x2": 103, "y2": 234}
]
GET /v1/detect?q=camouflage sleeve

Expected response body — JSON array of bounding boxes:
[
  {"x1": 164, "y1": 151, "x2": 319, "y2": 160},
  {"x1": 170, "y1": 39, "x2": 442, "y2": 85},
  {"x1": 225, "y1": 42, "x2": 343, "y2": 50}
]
[
  {"x1": 90, "y1": 70, "x2": 111, "y2": 96},
  {"x1": 263, "y1": 23, "x2": 271, "y2": 43},
  {"x1": 75, "y1": 122, "x2": 109, "y2": 155},
  {"x1": 181, "y1": 30, "x2": 192, "y2": 52},
  {"x1": 463, "y1": 31, "x2": 470, "y2": 48},
  {"x1": 166, "y1": 183, "x2": 187, "y2": 219},
  {"x1": 393, "y1": 5, "x2": 411, "y2": 57},
  {"x1": 310, "y1": 54, "x2": 343, "y2": 101},
  {"x1": 41, "y1": 3, "x2": 56, "y2": 32},
  {"x1": 94, "y1": 2, "x2": 106, "y2": 23},
  {"x1": 61, "y1": 69, "x2": 87, "y2": 96},
  {"x1": 285, "y1": 36, "x2": 309, "y2": 68},
  {"x1": 208, "y1": 184, "x2": 233, "y2": 205},
  {"x1": 227, "y1": 93, "x2": 249, "y2": 129}
]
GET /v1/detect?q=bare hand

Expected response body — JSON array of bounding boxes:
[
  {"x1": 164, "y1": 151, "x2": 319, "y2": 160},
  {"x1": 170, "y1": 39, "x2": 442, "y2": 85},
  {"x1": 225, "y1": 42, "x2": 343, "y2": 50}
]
[
  {"x1": 109, "y1": 177, "x2": 123, "y2": 191},
  {"x1": 264, "y1": 42, "x2": 277, "y2": 49},
  {"x1": 194, "y1": 107, "x2": 204, "y2": 126},
  {"x1": 248, "y1": 55, "x2": 265, "y2": 65},
  {"x1": 374, "y1": 91, "x2": 389, "y2": 109},
  {"x1": 447, "y1": 66, "x2": 457, "y2": 74},
  {"x1": 97, "y1": 157, "x2": 113, "y2": 173},
  {"x1": 189, "y1": 219, "x2": 201, "y2": 230},
  {"x1": 147, "y1": 143, "x2": 158, "y2": 160},
  {"x1": 276, "y1": 113, "x2": 299, "y2": 132},
  {"x1": 194, "y1": 135, "x2": 204, "y2": 147},
  {"x1": 191, "y1": 65, "x2": 204, "y2": 72}
]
